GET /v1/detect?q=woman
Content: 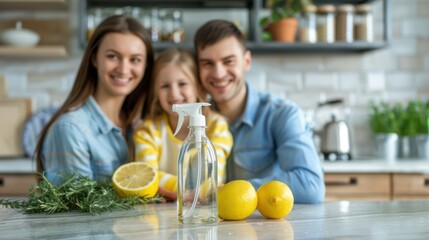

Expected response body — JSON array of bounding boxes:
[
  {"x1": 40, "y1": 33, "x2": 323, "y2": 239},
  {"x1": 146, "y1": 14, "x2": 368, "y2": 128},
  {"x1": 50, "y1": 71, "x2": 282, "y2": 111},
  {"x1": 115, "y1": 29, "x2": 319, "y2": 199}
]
[{"x1": 35, "y1": 15, "x2": 154, "y2": 185}]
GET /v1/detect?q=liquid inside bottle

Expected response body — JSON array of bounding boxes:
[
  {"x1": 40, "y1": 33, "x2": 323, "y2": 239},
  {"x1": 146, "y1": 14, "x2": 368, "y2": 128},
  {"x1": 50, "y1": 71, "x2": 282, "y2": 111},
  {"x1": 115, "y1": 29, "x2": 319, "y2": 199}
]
[{"x1": 177, "y1": 126, "x2": 218, "y2": 224}]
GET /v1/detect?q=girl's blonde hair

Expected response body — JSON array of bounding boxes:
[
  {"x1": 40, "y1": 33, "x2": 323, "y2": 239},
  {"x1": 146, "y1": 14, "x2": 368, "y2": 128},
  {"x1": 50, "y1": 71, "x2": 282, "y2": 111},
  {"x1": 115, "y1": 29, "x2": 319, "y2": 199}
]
[{"x1": 148, "y1": 48, "x2": 207, "y2": 118}]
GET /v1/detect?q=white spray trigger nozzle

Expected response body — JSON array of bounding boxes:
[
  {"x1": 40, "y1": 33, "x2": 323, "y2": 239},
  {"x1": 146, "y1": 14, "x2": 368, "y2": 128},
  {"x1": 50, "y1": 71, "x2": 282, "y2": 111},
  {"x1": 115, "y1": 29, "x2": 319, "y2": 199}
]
[{"x1": 172, "y1": 102, "x2": 211, "y2": 136}]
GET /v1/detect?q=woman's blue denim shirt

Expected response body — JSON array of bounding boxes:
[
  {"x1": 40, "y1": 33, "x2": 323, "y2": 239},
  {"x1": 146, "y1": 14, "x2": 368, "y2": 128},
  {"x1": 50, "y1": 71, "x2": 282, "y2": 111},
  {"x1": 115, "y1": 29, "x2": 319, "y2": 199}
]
[
  {"x1": 227, "y1": 83, "x2": 325, "y2": 204},
  {"x1": 42, "y1": 96, "x2": 128, "y2": 185}
]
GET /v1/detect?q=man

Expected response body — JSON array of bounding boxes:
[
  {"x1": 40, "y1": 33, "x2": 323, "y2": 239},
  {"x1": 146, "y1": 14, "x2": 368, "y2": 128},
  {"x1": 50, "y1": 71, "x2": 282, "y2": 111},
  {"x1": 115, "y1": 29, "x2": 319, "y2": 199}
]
[{"x1": 194, "y1": 20, "x2": 325, "y2": 204}]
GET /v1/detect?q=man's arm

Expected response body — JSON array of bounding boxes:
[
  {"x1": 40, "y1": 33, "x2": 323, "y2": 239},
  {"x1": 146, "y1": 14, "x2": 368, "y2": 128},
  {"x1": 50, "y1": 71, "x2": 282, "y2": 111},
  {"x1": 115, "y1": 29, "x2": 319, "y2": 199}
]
[{"x1": 248, "y1": 104, "x2": 325, "y2": 204}]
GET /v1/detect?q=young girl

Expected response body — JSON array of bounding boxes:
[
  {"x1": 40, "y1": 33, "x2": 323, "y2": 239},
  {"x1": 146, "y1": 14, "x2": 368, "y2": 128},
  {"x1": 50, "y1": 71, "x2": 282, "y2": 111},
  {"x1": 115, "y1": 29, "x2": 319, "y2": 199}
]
[
  {"x1": 134, "y1": 48, "x2": 232, "y2": 200},
  {"x1": 35, "y1": 15, "x2": 154, "y2": 185}
]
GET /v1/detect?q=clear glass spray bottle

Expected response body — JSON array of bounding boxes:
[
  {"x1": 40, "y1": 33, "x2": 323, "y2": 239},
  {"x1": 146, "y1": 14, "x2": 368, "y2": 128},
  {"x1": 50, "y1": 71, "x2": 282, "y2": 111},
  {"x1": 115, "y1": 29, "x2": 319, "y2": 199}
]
[{"x1": 173, "y1": 103, "x2": 218, "y2": 224}]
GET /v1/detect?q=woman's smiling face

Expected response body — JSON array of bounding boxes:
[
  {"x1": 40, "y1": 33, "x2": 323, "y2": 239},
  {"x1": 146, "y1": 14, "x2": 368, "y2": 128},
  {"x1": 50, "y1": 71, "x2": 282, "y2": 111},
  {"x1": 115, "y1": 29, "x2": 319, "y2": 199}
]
[{"x1": 93, "y1": 32, "x2": 147, "y2": 99}]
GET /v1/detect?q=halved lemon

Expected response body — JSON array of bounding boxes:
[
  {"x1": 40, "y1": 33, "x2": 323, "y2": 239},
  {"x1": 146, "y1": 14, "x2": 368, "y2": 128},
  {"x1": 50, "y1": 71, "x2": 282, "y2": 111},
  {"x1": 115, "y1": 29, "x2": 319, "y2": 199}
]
[{"x1": 112, "y1": 162, "x2": 159, "y2": 198}]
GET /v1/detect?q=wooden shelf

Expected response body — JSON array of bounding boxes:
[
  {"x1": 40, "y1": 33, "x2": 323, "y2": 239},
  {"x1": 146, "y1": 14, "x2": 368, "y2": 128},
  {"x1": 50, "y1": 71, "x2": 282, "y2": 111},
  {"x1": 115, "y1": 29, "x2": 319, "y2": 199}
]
[
  {"x1": 0, "y1": 0, "x2": 68, "y2": 10},
  {"x1": 0, "y1": 46, "x2": 68, "y2": 58},
  {"x1": 81, "y1": 0, "x2": 389, "y2": 54}
]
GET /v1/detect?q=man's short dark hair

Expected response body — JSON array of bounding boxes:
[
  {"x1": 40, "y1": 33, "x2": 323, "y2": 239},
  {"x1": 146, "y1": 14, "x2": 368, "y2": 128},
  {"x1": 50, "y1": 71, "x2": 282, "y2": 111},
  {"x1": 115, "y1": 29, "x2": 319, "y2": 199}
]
[{"x1": 194, "y1": 20, "x2": 246, "y2": 54}]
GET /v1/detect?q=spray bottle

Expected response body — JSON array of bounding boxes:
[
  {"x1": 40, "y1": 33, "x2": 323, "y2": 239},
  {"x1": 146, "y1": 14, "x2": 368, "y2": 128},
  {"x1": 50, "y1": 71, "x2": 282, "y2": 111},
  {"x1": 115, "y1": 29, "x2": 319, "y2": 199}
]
[{"x1": 173, "y1": 102, "x2": 218, "y2": 224}]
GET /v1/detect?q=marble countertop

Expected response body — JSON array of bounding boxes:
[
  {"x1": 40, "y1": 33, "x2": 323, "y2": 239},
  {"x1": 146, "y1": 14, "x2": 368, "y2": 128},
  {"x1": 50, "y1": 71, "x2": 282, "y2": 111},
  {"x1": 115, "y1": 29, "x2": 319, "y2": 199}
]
[
  {"x1": 1, "y1": 157, "x2": 428, "y2": 174},
  {"x1": 323, "y1": 158, "x2": 429, "y2": 174},
  {"x1": 1, "y1": 201, "x2": 428, "y2": 239}
]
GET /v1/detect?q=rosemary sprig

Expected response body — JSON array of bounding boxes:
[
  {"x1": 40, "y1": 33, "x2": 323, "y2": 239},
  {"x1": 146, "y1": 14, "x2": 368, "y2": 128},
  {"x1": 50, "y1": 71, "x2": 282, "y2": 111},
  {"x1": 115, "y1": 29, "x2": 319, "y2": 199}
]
[{"x1": 0, "y1": 173, "x2": 165, "y2": 215}]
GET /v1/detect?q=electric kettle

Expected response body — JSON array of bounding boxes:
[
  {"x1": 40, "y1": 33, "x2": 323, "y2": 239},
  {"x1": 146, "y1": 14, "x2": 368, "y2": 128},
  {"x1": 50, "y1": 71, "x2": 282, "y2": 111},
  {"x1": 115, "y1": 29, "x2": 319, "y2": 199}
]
[
  {"x1": 320, "y1": 114, "x2": 352, "y2": 161},
  {"x1": 313, "y1": 98, "x2": 352, "y2": 161}
]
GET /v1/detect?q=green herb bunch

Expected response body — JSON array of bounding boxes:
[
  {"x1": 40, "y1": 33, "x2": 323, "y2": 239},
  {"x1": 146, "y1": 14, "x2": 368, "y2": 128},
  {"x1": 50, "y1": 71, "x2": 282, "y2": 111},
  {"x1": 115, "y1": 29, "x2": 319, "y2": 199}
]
[
  {"x1": 400, "y1": 101, "x2": 421, "y2": 136},
  {"x1": 0, "y1": 173, "x2": 164, "y2": 215},
  {"x1": 369, "y1": 101, "x2": 400, "y2": 134},
  {"x1": 369, "y1": 100, "x2": 429, "y2": 136}
]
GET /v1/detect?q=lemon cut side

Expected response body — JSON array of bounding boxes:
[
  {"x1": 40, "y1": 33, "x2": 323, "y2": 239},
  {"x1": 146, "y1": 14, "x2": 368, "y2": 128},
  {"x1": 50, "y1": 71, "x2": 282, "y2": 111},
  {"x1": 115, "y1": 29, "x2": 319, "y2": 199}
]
[{"x1": 112, "y1": 162, "x2": 159, "y2": 198}]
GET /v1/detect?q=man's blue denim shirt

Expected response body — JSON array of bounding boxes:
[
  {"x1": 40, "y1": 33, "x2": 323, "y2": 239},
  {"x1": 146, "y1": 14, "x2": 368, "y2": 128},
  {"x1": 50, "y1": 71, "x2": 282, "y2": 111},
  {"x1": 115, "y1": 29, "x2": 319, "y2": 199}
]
[
  {"x1": 42, "y1": 96, "x2": 129, "y2": 185},
  {"x1": 227, "y1": 83, "x2": 325, "y2": 204}
]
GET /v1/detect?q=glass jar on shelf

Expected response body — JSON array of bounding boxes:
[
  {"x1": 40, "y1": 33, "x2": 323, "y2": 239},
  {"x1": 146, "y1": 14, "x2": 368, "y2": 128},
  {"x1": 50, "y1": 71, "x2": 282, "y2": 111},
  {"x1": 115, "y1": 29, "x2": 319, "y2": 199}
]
[
  {"x1": 335, "y1": 4, "x2": 354, "y2": 43},
  {"x1": 300, "y1": 4, "x2": 317, "y2": 43},
  {"x1": 150, "y1": 8, "x2": 160, "y2": 43},
  {"x1": 317, "y1": 4, "x2": 335, "y2": 43},
  {"x1": 171, "y1": 10, "x2": 184, "y2": 43},
  {"x1": 159, "y1": 10, "x2": 172, "y2": 42},
  {"x1": 354, "y1": 4, "x2": 373, "y2": 42},
  {"x1": 87, "y1": 8, "x2": 103, "y2": 40}
]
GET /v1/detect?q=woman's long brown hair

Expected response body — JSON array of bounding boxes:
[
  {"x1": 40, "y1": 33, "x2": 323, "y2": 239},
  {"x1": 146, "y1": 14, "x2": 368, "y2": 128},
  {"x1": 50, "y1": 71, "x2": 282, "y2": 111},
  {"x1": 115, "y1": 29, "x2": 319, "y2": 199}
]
[{"x1": 35, "y1": 15, "x2": 154, "y2": 172}]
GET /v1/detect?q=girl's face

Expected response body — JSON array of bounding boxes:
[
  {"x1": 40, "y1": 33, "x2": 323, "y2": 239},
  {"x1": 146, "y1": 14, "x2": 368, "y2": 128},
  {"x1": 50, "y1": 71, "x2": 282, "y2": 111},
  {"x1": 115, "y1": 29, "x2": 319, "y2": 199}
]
[
  {"x1": 93, "y1": 32, "x2": 147, "y2": 100},
  {"x1": 156, "y1": 63, "x2": 198, "y2": 115}
]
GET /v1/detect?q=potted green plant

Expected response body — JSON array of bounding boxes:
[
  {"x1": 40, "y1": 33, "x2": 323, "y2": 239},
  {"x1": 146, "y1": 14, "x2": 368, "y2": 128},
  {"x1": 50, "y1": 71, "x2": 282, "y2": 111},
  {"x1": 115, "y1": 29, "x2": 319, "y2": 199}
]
[
  {"x1": 369, "y1": 101, "x2": 400, "y2": 161},
  {"x1": 260, "y1": 0, "x2": 313, "y2": 42},
  {"x1": 415, "y1": 100, "x2": 429, "y2": 159}
]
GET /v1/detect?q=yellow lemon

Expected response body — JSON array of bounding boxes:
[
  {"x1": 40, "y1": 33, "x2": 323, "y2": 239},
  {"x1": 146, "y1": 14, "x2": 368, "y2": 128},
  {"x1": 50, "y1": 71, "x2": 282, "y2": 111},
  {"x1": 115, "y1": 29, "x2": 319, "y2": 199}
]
[
  {"x1": 257, "y1": 181, "x2": 294, "y2": 219},
  {"x1": 218, "y1": 180, "x2": 257, "y2": 220},
  {"x1": 112, "y1": 162, "x2": 159, "y2": 198}
]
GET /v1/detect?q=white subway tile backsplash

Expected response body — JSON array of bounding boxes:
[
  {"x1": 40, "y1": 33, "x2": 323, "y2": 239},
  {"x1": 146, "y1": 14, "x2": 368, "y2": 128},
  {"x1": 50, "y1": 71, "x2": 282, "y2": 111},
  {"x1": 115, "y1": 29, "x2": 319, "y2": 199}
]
[
  {"x1": 348, "y1": 107, "x2": 370, "y2": 127},
  {"x1": 323, "y1": 55, "x2": 364, "y2": 71},
  {"x1": 402, "y1": 19, "x2": 429, "y2": 38},
  {"x1": 352, "y1": 125, "x2": 377, "y2": 157},
  {"x1": 353, "y1": 93, "x2": 389, "y2": 107},
  {"x1": 366, "y1": 72, "x2": 385, "y2": 91},
  {"x1": 417, "y1": 39, "x2": 429, "y2": 53},
  {"x1": 246, "y1": 70, "x2": 266, "y2": 92},
  {"x1": 362, "y1": 50, "x2": 397, "y2": 71},
  {"x1": 286, "y1": 92, "x2": 323, "y2": 109},
  {"x1": 398, "y1": 55, "x2": 425, "y2": 71},
  {"x1": 385, "y1": 91, "x2": 419, "y2": 105},
  {"x1": 417, "y1": 2, "x2": 429, "y2": 17},
  {"x1": 267, "y1": 72, "x2": 302, "y2": 88},
  {"x1": 304, "y1": 72, "x2": 338, "y2": 90},
  {"x1": 3, "y1": 72, "x2": 27, "y2": 93},
  {"x1": 391, "y1": 1, "x2": 417, "y2": 18},
  {"x1": 28, "y1": 74, "x2": 71, "y2": 92},
  {"x1": 414, "y1": 73, "x2": 429, "y2": 88},
  {"x1": 266, "y1": 81, "x2": 287, "y2": 99},
  {"x1": 390, "y1": 38, "x2": 417, "y2": 55},
  {"x1": 385, "y1": 72, "x2": 415, "y2": 89},
  {"x1": 338, "y1": 72, "x2": 364, "y2": 91},
  {"x1": 425, "y1": 56, "x2": 429, "y2": 69},
  {"x1": 282, "y1": 56, "x2": 324, "y2": 71}
]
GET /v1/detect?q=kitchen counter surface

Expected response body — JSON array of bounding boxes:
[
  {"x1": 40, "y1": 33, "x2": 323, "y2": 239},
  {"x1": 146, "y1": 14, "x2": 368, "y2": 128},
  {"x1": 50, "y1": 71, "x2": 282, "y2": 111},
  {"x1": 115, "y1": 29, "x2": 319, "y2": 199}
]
[
  {"x1": 1, "y1": 200, "x2": 428, "y2": 239},
  {"x1": 1, "y1": 158, "x2": 428, "y2": 174},
  {"x1": 323, "y1": 158, "x2": 429, "y2": 174},
  {"x1": 0, "y1": 158, "x2": 36, "y2": 173}
]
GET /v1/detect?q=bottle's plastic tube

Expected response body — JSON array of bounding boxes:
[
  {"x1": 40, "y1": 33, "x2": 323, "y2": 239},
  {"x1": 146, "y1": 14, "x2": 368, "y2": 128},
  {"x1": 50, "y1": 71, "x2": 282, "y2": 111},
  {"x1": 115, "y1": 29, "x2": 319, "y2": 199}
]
[{"x1": 183, "y1": 143, "x2": 202, "y2": 218}]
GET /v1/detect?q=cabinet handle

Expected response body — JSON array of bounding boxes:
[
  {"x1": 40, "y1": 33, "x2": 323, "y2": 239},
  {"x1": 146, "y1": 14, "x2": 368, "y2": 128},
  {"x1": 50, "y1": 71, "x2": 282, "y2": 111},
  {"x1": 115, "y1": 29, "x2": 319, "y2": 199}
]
[
  {"x1": 325, "y1": 177, "x2": 357, "y2": 186},
  {"x1": 425, "y1": 178, "x2": 429, "y2": 187},
  {"x1": 0, "y1": 178, "x2": 3, "y2": 186}
]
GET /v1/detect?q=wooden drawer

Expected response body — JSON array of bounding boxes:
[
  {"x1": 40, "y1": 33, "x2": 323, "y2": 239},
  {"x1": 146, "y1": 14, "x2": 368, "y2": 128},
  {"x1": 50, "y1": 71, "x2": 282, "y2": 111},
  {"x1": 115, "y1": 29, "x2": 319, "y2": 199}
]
[
  {"x1": 393, "y1": 174, "x2": 429, "y2": 196},
  {"x1": 324, "y1": 173, "x2": 391, "y2": 201},
  {"x1": 0, "y1": 174, "x2": 37, "y2": 196}
]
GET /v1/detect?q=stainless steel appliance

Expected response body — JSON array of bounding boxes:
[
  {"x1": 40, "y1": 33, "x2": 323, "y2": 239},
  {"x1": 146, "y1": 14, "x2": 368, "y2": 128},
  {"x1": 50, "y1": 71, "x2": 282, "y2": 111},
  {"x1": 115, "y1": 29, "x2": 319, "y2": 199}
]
[{"x1": 314, "y1": 98, "x2": 352, "y2": 161}]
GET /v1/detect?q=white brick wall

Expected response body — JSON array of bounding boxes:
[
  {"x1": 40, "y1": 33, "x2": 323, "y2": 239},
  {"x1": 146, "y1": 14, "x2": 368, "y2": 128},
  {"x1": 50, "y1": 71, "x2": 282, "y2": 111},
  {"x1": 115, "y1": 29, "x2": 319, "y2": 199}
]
[{"x1": 0, "y1": 0, "x2": 428, "y2": 158}]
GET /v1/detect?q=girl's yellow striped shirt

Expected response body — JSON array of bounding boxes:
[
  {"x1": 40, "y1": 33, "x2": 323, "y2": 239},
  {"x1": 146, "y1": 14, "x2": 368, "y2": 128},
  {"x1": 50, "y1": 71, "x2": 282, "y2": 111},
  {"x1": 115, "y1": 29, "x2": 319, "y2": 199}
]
[{"x1": 134, "y1": 112, "x2": 233, "y2": 192}]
